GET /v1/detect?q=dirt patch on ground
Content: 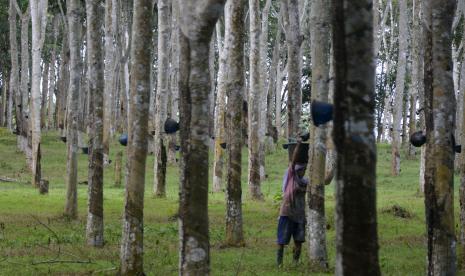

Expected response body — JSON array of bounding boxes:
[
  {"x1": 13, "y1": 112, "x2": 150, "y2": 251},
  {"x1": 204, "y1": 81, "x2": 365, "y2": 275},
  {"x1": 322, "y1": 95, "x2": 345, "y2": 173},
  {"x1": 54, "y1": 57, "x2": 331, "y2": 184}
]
[{"x1": 381, "y1": 204, "x2": 413, "y2": 219}]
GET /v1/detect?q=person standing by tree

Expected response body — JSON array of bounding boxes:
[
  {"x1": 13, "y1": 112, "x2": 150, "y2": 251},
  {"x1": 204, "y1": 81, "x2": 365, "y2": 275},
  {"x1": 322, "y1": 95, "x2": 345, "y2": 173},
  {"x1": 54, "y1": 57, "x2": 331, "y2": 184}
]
[{"x1": 276, "y1": 142, "x2": 308, "y2": 266}]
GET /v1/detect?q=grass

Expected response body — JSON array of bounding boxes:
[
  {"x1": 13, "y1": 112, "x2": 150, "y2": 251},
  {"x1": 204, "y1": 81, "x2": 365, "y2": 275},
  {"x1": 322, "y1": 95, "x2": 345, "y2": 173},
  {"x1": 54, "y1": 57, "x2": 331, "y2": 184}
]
[{"x1": 0, "y1": 127, "x2": 463, "y2": 275}]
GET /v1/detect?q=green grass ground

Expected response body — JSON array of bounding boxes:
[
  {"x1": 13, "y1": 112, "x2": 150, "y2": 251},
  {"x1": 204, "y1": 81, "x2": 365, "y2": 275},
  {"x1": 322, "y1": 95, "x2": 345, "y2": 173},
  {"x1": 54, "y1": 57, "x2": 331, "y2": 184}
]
[{"x1": 0, "y1": 127, "x2": 463, "y2": 275}]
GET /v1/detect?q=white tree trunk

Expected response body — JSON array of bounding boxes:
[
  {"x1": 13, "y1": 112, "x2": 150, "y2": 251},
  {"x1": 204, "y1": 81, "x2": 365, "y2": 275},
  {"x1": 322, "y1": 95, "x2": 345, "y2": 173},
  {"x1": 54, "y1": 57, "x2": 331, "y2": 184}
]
[
  {"x1": 307, "y1": 0, "x2": 330, "y2": 268},
  {"x1": 153, "y1": 0, "x2": 170, "y2": 197},
  {"x1": 120, "y1": 1, "x2": 152, "y2": 273},
  {"x1": 391, "y1": 0, "x2": 408, "y2": 176},
  {"x1": 248, "y1": 0, "x2": 264, "y2": 200},
  {"x1": 64, "y1": 0, "x2": 82, "y2": 219},
  {"x1": 30, "y1": 0, "x2": 48, "y2": 187}
]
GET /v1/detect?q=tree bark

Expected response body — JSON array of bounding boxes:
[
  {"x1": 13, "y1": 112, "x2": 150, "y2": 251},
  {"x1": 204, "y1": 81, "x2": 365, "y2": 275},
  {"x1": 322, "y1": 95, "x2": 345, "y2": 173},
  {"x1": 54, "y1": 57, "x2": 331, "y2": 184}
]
[
  {"x1": 40, "y1": 63, "x2": 49, "y2": 129},
  {"x1": 283, "y1": 0, "x2": 302, "y2": 139},
  {"x1": 119, "y1": 0, "x2": 152, "y2": 274},
  {"x1": 19, "y1": 7, "x2": 31, "y2": 160},
  {"x1": 177, "y1": 1, "x2": 225, "y2": 274},
  {"x1": 57, "y1": 13, "x2": 70, "y2": 135},
  {"x1": 248, "y1": 0, "x2": 264, "y2": 200},
  {"x1": 153, "y1": 0, "x2": 170, "y2": 197},
  {"x1": 9, "y1": 0, "x2": 20, "y2": 134},
  {"x1": 30, "y1": 0, "x2": 48, "y2": 188},
  {"x1": 332, "y1": 0, "x2": 380, "y2": 274},
  {"x1": 423, "y1": 0, "x2": 457, "y2": 274},
  {"x1": 103, "y1": 0, "x2": 116, "y2": 164},
  {"x1": 224, "y1": 0, "x2": 245, "y2": 246},
  {"x1": 47, "y1": 16, "x2": 59, "y2": 130},
  {"x1": 85, "y1": 0, "x2": 105, "y2": 248},
  {"x1": 391, "y1": 0, "x2": 408, "y2": 176},
  {"x1": 64, "y1": 0, "x2": 82, "y2": 219},
  {"x1": 307, "y1": 0, "x2": 330, "y2": 268},
  {"x1": 212, "y1": 24, "x2": 226, "y2": 193},
  {"x1": 258, "y1": 0, "x2": 272, "y2": 181}
]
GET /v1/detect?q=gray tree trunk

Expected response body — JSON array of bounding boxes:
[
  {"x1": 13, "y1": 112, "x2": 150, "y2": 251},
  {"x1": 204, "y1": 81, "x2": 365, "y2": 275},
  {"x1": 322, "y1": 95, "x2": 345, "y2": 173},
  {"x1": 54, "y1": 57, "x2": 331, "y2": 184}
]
[
  {"x1": 153, "y1": 0, "x2": 170, "y2": 197},
  {"x1": 85, "y1": 0, "x2": 105, "y2": 248},
  {"x1": 9, "y1": 0, "x2": 20, "y2": 134},
  {"x1": 332, "y1": 0, "x2": 380, "y2": 274},
  {"x1": 212, "y1": 23, "x2": 226, "y2": 193},
  {"x1": 64, "y1": 0, "x2": 82, "y2": 219},
  {"x1": 307, "y1": 0, "x2": 330, "y2": 268},
  {"x1": 119, "y1": 0, "x2": 152, "y2": 274},
  {"x1": 224, "y1": 0, "x2": 245, "y2": 246},
  {"x1": 423, "y1": 0, "x2": 457, "y2": 274},
  {"x1": 283, "y1": 0, "x2": 302, "y2": 139},
  {"x1": 391, "y1": 0, "x2": 408, "y2": 176},
  {"x1": 248, "y1": 0, "x2": 264, "y2": 200},
  {"x1": 177, "y1": 1, "x2": 225, "y2": 274},
  {"x1": 258, "y1": 0, "x2": 272, "y2": 181},
  {"x1": 103, "y1": 0, "x2": 116, "y2": 164},
  {"x1": 29, "y1": 0, "x2": 48, "y2": 188},
  {"x1": 47, "y1": 16, "x2": 59, "y2": 129},
  {"x1": 57, "y1": 13, "x2": 70, "y2": 135},
  {"x1": 40, "y1": 63, "x2": 49, "y2": 129},
  {"x1": 19, "y1": 7, "x2": 31, "y2": 160}
]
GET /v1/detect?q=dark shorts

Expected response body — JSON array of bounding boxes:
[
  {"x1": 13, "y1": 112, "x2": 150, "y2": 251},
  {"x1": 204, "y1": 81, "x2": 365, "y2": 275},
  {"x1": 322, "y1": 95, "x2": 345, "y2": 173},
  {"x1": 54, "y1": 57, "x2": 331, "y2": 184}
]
[{"x1": 277, "y1": 216, "x2": 305, "y2": 245}]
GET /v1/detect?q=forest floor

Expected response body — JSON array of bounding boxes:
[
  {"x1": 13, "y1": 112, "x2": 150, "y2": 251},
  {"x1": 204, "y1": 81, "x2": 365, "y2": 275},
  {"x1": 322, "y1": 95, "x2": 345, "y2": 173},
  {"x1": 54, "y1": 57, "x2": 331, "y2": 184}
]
[{"x1": 0, "y1": 127, "x2": 464, "y2": 275}]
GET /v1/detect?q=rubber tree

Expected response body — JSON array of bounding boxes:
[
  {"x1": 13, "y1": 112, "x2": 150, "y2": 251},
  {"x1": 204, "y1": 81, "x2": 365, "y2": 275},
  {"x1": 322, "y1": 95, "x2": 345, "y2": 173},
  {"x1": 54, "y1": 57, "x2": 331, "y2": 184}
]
[
  {"x1": 307, "y1": 0, "x2": 330, "y2": 268},
  {"x1": 224, "y1": 0, "x2": 245, "y2": 246},
  {"x1": 85, "y1": 0, "x2": 105, "y2": 247},
  {"x1": 283, "y1": 0, "x2": 302, "y2": 139},
  {"x1": 119, "y1": 0, "x2": 152, "y2": 273},
  {"x1": 177, "y1": 0, "x2": 225, "y2": 274},
  {"x1": 64, "y1": 0, "x2": 83, "y2": 219},
  {"x1": 423, "y1": 0, "x2": 457, "y2": 274},
  {"x1": 391, "y1": 0, "x2": 408, "y2": 176},
  {"x1": 248, "y1": 0, "x2": 264, "y2": 200},
  {"x1": 153, "y1": 0, "x2": 170, "y2": 197},
  {"x1": 332, "y1": 0, "x2": 381, "y2": 274}
]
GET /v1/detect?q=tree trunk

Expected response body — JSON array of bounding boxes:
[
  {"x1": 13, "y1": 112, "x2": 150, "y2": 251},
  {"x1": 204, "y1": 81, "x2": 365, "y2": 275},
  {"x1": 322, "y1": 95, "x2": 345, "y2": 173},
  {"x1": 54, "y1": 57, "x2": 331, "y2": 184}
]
[
  {"x1": 168, "y1": 0, "x2": 180, "y2": 165},
  {"x1": 119, "y1": 0, "x2": 152, "y2": 274},
  {"x1": 19, "y1": 8, "x2": 31, "y2": 160},
  {"x1": 423, "y1": 0, "x2": 457, "y2": 274},
  {"x1": 9, "y1": 0, "x2": 20, "y2": 133},
  {"x1": 212, "y1": 28, "x2": 226, "y2": 193},
  {"x1": 40, "y1": 63, "x2": 49, "y2": 129},
  {"x1": 103, "y1": 0, "x2": 116, "y2": 164},
  {"x1": 258, "y1": 0, "x2": 272, "y2": 182},
  {"x1": 30, "y1": 0, "x2": 48, "y2": 187},
  {"x1": 85, "y1": 0, "x2": 105, "y2": 248},
  {"x1": 64, "y1": 0, "x2": 82, "y2": 219},
  {"x1": 177, "y1": 1, "x2": 225, "y2": 274},
  {"x1": 224, "y1": 0, "x2": 245, "y2": 246},
  {"x1": 248, "y1": 0, "x2": 264, "y2": 200},
  {"x1": 57, "y1": 14, "x2": 70, "y2": 135},
  {"x1": 47, "y1": 16, "x2": 59, "y2": 130},
  {"x1": 332, "y1": 0, "x2": 380, "y2": 274},
  {"x1": 283, "y1": 0, "x2": 302, "y2": 139},
  {"x1": 153, "y1": 0, "x2": 170, "y2": 197},
  {"x1": 391, "y1": 0, "x2": 408, "y2": 176},
  {"x1": 266, "y1": 8, "x2": 283, "y2": 144},
  {"x1": 307, "y1": 0, "x2": 330, "y2": 268}
]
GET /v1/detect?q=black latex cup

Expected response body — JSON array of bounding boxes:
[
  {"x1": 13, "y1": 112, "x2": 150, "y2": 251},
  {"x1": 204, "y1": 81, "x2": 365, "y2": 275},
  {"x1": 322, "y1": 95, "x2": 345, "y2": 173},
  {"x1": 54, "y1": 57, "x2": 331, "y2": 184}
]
[
  {"x1": 311, "y1": 101, "x2": 333, "y2": 127},
  {"x1": 119, "y1": 133, "x2": 128, "y2": 146},
  {"x1": 164, "y1": 118, "x2": 180, "y2": 134},
  {"x1": 410, "y1": 131, "x2": 426, "y2": 147}
]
